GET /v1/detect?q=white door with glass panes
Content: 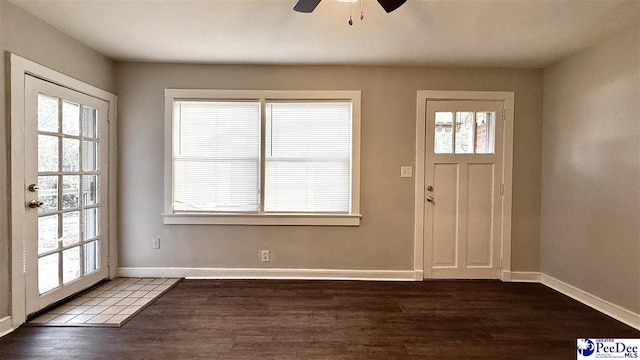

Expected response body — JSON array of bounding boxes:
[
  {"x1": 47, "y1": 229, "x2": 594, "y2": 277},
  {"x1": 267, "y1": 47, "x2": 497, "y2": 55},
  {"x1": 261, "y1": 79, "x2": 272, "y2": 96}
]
[
  {"x1": 424, "y1": 100, "x2": 504, "y2": 279},
  {"x1": 24, "y1": 75, "x2": 109, "y2": 315}
]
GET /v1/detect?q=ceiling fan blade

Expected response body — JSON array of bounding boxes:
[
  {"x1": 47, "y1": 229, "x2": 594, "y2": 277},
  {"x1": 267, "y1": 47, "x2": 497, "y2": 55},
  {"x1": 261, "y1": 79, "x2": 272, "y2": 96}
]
[
  {"x1": 294, "y1": 0, "x2": 322, "y2": 13},
  {"x1": 376, "y1": 0, "x2": 407, "y2": 13}
]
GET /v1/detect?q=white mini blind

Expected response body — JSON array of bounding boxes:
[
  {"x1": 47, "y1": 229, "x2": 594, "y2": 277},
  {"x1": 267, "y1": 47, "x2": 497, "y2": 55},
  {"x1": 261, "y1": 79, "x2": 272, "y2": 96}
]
[
  {"x1": 265, "y1": 101, "x2": 352, "y2": 213},
  {"x1": 173, "y1": 101, "x2": 260, "y2": 212}
]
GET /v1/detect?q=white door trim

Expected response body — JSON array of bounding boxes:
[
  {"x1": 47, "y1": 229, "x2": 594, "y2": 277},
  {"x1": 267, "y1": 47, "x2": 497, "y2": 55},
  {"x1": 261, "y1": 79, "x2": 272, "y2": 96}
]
[
  {"x1": 9, "y1": 53, "x2": 118, "y2": 327},
  {"x1": 414, "y1": 90, "x2": 514, "y2": 280}
]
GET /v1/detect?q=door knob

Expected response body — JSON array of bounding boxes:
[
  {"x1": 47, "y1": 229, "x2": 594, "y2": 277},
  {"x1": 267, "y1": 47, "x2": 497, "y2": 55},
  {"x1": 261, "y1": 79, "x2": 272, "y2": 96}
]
[
  {"x1": 28, "y1": 200, "x2": 44, "y2": 208},
  {"x1": 427, "y1": 186, "x2": 434, "y2": 191},
  {"x1": 28, "y1": 184, "x2": 39, "y2": 192},
  {"x1": 426, "y1": 196, "x2": 434, "y2": 202}
]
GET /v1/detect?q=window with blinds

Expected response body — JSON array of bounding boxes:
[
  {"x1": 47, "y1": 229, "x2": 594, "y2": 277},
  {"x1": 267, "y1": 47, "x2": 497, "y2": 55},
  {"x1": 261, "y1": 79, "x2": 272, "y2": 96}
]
[
  {"x1": 265, "y1": 101, "x2": 352, "y2": 213},
  {"x1": 166, "y1": 89, "x2": 361, "y2": 225},
  {"x1": 173, "y1": 101, "x2": 260, "y2": 212}
]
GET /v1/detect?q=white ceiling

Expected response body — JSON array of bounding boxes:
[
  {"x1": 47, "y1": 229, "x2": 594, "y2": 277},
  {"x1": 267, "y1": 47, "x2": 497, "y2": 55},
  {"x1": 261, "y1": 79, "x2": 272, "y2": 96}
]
[{"x1": 8, "y1": 0, "x2": 640, "y2": 68}]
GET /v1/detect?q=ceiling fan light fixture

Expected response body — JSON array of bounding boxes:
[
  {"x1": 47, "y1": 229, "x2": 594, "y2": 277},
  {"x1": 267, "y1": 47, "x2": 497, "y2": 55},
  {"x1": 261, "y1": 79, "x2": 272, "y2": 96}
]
[{"x1": 294, "y1": 0, "x2": 406, "y2": 14}]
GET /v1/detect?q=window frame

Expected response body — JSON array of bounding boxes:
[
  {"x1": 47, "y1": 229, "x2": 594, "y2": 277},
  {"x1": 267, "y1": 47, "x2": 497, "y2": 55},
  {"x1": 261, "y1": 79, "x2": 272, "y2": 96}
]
[{"x1": 163, "y1": 89, "x2": 361, "y2": 226}]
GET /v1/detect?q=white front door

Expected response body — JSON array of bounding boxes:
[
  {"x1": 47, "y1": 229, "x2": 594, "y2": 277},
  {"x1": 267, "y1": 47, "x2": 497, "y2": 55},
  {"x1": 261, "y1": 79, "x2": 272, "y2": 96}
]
[
  {"x1": 24, "y1": 75, "x2": 110, "y2": 315},
  {"x1": 424, "y1": 100, "x2": 504, "y2": 279}
]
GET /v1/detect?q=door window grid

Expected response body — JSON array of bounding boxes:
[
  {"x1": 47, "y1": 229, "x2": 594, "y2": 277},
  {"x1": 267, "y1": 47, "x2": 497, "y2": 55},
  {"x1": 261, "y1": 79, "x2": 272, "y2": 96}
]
[
  {"x1": 37, "y1": 93, "x2": 101, "y2": 295},
  {"x1": 434, "y1": 111, "x2": 495, "y2": 155}
]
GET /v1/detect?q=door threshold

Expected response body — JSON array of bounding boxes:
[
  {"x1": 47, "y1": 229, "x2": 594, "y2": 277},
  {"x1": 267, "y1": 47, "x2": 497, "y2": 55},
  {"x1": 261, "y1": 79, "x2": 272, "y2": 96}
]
[{"x1": 26, "y1": 278, "x2": 109, "y2": 321}]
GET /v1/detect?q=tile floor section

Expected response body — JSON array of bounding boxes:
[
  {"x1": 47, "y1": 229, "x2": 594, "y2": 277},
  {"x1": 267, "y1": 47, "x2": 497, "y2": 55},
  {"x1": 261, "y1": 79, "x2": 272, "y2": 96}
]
[{"x1": 28, "y1": 277, "x2": 181, "y2": 327}]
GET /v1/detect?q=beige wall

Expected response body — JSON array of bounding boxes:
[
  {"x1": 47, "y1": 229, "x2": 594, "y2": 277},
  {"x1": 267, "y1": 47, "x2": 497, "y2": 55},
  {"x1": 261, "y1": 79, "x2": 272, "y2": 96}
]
[
  {"x1": 541, "y1": 24, "x2": 640, "y2": 312},
  {"x1": 0, "y1": 1, "x2": 115, "y2": 318},
  {"x1": 115, "y1": 63, "x2": 542, "y2": 273}
]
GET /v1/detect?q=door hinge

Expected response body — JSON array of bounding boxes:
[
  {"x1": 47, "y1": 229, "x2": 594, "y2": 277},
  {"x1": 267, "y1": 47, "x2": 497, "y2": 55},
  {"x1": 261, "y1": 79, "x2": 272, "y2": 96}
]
[
  {"x1": 500, "y1": 184, "x2": 504, "y2": 195},
  {"x1": 500, "y1": 258, "x2": 503, "y2": 269},
  {"x1": 502, "y1": 108, "x2": 506, "y2": 121}
]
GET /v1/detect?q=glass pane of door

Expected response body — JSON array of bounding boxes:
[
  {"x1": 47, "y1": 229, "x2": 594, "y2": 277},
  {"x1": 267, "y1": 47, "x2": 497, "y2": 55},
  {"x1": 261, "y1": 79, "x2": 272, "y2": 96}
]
[
  {"x1": 35, "y1": 92, "x2": 103, "y2": 295},
  {"x1": 434, "y1": 112, "x2": 453, "y2": 154},
  {"x1": 454, "y1": 112, "x2": 474, "y2": 154},
  {"x1": 474, "y1": 112, "x2": 495, "y2": 154}
]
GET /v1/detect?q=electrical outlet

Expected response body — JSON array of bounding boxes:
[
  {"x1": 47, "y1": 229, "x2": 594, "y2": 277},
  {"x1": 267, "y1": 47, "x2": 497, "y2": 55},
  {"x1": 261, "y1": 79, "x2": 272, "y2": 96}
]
[
  {"x1": 261, "y1": 250, "x2": 270, "y2": 262},
  {"x1": 152, "y1": 238, "x2": 160, "y2": 249}
]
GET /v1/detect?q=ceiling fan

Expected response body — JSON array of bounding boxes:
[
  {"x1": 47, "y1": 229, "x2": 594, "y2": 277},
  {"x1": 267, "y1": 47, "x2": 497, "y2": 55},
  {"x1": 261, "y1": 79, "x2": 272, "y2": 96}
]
[{"x1": 294, "y1": 0, "x2": 407, "y2": 14}]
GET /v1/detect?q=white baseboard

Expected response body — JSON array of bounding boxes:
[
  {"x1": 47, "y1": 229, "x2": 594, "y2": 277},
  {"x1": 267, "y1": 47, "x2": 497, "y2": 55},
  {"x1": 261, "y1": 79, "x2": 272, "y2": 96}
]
[
  {"x1": 0, "y1": 317, "x2": 13, "y2": 338},
  {"x1": 500, "y1": 270, "x2": 512, "y2": 281},
  {"x1": 541, "y1": 273, "x2": 640, "y2": 330},
  {"x1": 117, "y1": 267, "x2": 419, "y2": 281},
  {"x1": 414, "y1": 269, "x2": 424, "y2": 280},
  {"x1": 507, "y1": 271, "x2": 542, "y2": 283}
]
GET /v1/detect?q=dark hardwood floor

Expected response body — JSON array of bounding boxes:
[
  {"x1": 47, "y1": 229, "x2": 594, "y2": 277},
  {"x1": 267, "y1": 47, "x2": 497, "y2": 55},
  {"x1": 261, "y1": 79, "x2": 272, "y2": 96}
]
[{"x1": 1, "y1": 279, "x2": 638, "y2": 359}]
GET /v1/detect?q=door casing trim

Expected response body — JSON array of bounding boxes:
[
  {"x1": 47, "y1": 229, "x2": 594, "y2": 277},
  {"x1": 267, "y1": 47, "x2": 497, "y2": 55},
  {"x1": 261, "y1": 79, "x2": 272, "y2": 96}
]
[
  {"x1": 414, "y1": 90, "x2": 514, "y2": 280},
  {"x1": 9, "y1": 53, "x2": 118, "y2": 327}
]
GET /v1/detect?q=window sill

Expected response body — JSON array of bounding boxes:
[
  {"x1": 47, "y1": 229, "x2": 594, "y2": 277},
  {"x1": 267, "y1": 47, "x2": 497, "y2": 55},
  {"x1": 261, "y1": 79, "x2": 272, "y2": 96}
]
[{"x1": 162, "y1": 213, "x2": 362, "y2": 226}]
